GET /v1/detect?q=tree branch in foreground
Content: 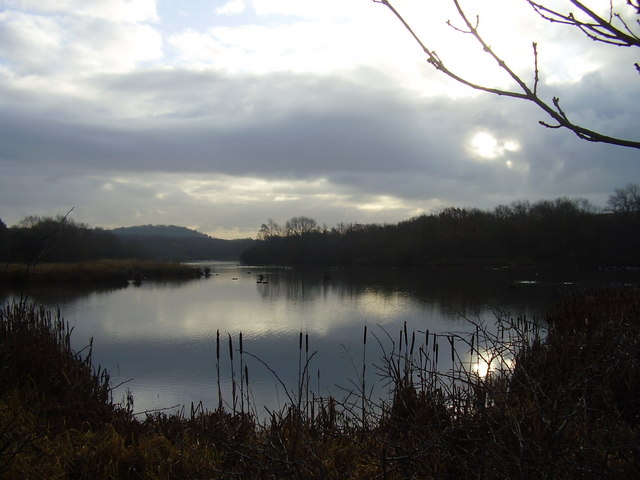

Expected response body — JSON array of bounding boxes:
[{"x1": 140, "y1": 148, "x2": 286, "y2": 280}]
[{"x1": 374, "y1": 0, "x2": 640, "y2": 149}]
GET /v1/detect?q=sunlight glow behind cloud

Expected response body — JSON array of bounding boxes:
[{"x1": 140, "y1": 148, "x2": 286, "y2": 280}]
[{"x1": 469, "y1": 132, "x2": 521, "y2": 161}]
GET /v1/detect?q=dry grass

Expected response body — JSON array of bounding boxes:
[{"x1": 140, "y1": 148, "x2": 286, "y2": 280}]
[{"x1": 1, "y1": 287, "x2": 639, "y2": 479}]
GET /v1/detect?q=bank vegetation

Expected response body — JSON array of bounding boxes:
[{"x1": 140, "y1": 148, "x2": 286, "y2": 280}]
[{"x1": 0, "y1": 259, "x2": 204, "y2": 286}]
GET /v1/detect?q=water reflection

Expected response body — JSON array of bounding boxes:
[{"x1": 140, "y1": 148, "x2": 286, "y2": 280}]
[{"x1": 1, "y1": 263, "x2": 637, "y2": 416}]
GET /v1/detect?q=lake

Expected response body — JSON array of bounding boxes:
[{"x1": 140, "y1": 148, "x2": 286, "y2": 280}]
[{"x1": 2, "y1": 263, "x2": 637, "y2": 417}]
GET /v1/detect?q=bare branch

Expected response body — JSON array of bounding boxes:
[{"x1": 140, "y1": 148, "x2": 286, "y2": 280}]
[
  {"x1": 374, "y1": 0, "x2": 530, "y2": 100},
  {"x1": 373, "y1": 0, "x2": 640, "y2": 149},
  {"x1": 533, "y1": 42, "x2": 540, "y2": 95},
  {"x1": 528, "y1": 0, "x2": 640, "y2": 47}
]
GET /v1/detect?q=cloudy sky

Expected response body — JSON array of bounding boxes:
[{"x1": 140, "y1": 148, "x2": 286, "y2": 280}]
[{"x1": 0, "y1": 0, "x2": 638, "y2": 239}]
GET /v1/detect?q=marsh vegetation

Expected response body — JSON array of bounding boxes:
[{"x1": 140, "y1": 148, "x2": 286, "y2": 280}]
[
  {"x1": 1, "y1": 287, "x2": 638, "y2": 479},
  {"x1": 0, "y1": 259, "x2": 204, "y2": 286}
]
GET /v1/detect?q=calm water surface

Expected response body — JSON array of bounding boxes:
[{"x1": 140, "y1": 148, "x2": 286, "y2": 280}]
[{"x1": 3, "y1": 263, "x2": 637, "y2": 416}]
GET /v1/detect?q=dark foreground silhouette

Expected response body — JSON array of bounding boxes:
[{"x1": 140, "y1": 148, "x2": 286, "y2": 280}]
[{"x1": 1, "y1": 286, "x2": 638, "y2": 479}]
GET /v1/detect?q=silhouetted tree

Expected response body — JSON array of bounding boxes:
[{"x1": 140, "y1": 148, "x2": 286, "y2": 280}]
[
  {"x1": 285, "y1": 216, "x2": 319, "y2": 236},
  {"x1": 607, "y1": 183, "x2": 640, "y2": 213},
  {"x1": 374, "y1": 0, "x2": 640, "y2": 148},
  {"x1": 331, "y1": 222, "x2": 366, "y2": 235},
  {"x1": 257, "y1": 219, "x2": 283, "y2": 240}
]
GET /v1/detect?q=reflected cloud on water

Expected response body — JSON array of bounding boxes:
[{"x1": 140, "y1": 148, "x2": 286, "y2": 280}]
[{"x1": 1, "y1": 263, "x2": 636, "y2": 415}]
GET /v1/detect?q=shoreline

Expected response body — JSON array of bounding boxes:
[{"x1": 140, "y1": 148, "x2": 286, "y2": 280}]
[{"x1": 0, "y1": 259, "x2": 205, "y2": 286}]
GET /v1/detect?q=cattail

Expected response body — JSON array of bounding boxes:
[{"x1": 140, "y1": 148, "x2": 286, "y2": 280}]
[
  {"x1": 244, "y1": 364, "x2": 250, "y2": 415},
  {"x1": 450, "y1": 335, "x2": 455, "y2": 363},
  {"x1": 305, "y1": 332, "x2": 310, "y2": 415},
  {"x1": 239, "y1": 332, "x2": 244, "y2": 413},
  {"x1": 403, "y1": 321, "x2": 408, "y2": 348},
  {"x1": 410, "y1": 331, "x2": 415, "y2": 356},
  {"x1": 216, "y1": 330, "x2": 222, "y2": 410},
  {"x1": 298, "y1": 331, "x2": 303, "y2": 408},
  {"x1": 228, "y1": 333, "x2": 236, "y2": 413},
  {"x1": 362, "y1": 325, "x2": 368, "y2": 429}
]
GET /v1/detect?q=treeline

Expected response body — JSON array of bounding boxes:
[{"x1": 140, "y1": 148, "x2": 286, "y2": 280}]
[
  {"x1": 0, "y1": 215, "x2": 145, "y2": 264},
  {"x1": 0, "y1": 216, "x2": 254, "y2": 264},
  {"x1": 242, "y1": 195, "x2": 640, "y2": 267}
]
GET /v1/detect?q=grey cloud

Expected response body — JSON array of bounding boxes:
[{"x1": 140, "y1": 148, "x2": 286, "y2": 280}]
[
  {"x1": 0, "y1": 70, "x2": 479, "y2": 174},
  {"x1": 0, "y1": 66, "x2": 638, "y2": 234}
]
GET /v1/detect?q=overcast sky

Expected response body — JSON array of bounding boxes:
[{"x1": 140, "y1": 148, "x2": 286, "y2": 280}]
[{"x1": 0, "y1": 0, "x2": 638, "y2": 239}]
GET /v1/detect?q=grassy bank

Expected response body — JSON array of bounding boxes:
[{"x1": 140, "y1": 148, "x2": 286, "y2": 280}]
[
  {"x1": 0, "y1": 259, "x2": 204, "y2": 286},
  {"x1": 1, "y1": 288, "x2": 638, "y2": 479}
]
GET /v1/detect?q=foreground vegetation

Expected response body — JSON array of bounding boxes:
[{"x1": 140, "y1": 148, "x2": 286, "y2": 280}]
[{"x1": 1, "y1": 287, "x2": 638, "y2": 479}]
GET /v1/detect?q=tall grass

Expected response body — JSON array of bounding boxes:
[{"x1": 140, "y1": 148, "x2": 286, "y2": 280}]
[{"x1": 1, "y1": 287, "x2": 639, "y2": 479}]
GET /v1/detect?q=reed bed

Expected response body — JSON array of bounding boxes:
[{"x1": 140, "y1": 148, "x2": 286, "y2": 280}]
[
  {"x1": 0, "y1": 259, "x2": 204, "y2": 285},
  {"x1": 1, "y1": 287, "x2": 639, "y2": 479}
]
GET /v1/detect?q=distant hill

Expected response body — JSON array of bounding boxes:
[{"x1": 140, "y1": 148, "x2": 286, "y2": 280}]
[
  {"x1": 111, "y1": 225, "x2": 256, "y2": 261},
  {"x1": 112, "y1": 225, "x2": 209, "y2": 238}
]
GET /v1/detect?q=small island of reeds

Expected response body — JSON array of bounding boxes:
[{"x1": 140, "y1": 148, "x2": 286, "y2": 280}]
[{"x1": 0, "y1": 259, "x2": 205, "y2": 286}]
